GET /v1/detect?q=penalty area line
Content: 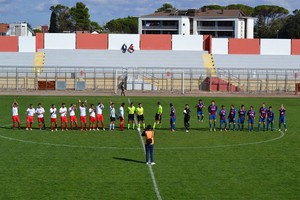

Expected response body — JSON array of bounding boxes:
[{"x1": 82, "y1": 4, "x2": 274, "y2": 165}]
[{"x1": 128, "y1": 98, "x2": 162, "y2": 200}]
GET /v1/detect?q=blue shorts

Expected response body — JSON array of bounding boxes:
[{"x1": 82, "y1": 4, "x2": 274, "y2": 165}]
[
  {"x1": 279, "y1": 116, "x2": 286, "y2": 124},
  {"x1": 248, "y1": 118, "x2": 254, "y2": 124},
  {"x1": 228, "y1": 118, "x2": 235, "y2": 123},
  {"x1": 209, "y1": 115, "x2": 216, "y2": 120},
  {"x1": 220, "y1": 119, "x2": 227, "y2": 124},
  {"x1": 197, "y1": 111, "x2": 204, "y2": 116},
  {"x1": 238, "y1": 117, "x2": 245, "y2": 124},
  {"x1": 267, "y1": 118, "x2": 274, "y2": 123},
  {"x1": 170, "y1": 117, "x2": 176, "y2": 123},
  {"x1": 259, "y1": 117, "x2": 266, "y2": 123}
]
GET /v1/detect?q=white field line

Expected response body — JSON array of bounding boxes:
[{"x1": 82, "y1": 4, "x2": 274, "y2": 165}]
[
  {"x1": 128, "y1": 98, "x2": 162, "y2": 200},
  {"x1": 0, "y1": 124, "x2": 285, "y2": 151}
]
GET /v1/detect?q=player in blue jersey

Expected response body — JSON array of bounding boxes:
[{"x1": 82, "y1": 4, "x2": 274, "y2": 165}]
[
  {"x1": 267, "y1": 106, "x2": 275, "y2": 131},
  {"x1": 238, "y1": 105, "x2": 246, "y2": 131},
  {"x1": 219, "y1": 105, "x2": 227, "y2": 131},
  {"x1": 169, "y1": 103, "x2": 176, "y2": 132},
  {"x1": 246, "y1": 106, "x2": 255, "y2": 132},
  {"x1": 258, "y1": 103, "x2": 267, "y2": 132},
  {"x1": 208, "y1": 100, "x2": 218, "y2": 131},
  {"x1": 228, "y1": 104, "x2": 236, "y2": 131},
  {"x1": 195, "y1": 99, "x2": 205, "y2": 123},
  {"x1": 278, "y1": 104, "x2": 287, "y2": 132}
]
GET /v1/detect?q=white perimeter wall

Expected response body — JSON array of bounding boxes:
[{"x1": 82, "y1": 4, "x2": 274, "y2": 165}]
[
  {"x1": 260, "y1": 39, "x2": 291, "y2": 55},
  {"x1": 44, "y1": 33, "x2": 76, "y2": 49},
  {"x1": 18, "y1": 36, "x2": 36, "y2": 52},
  {"x1": 172, "y1": 35, "x2": 203, "y2": 51},
  {"x1": 108, "y1": 34, "x2": 140, "y2": 50},
  {"x1": 212, "y1": 38, "x2": 228, "y2": 54}
]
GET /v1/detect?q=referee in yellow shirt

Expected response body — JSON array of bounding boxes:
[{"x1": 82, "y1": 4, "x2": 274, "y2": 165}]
[
  {"x1": 153, "y1": 101, "x2": 163, "y2": 129},
  {"x1": 136, "y1": 103, "x2": 145, "y2": 130},
  {"x1": 127, "y1": 102, "x2": 136, "y2": 129}
]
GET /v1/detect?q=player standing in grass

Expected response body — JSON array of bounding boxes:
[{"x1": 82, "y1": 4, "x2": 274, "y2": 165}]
[
  {"x1": 69, "y1": 103, "x2": 78, "y2": 130},
  {"x1": 247, "y1": 106, "x2": 255, "y2": 132},
  {"x1": 59, "y1": 103, "x2": 68, "y2": 131},
  {"x1": 89, "y1": 104, "x2": 96, "y2": 131},
  {"x1": 267, "y1": 106, "x2": 275, "y2": 131},
  {"x1": 25, "y1": 104, "x2": 35, "y2": 131},
  {"x1": 238, "y1": 105, "x2": 246, "y2": 131},
  {"x1": 50, "y1": 104, "x2": 57, "y2": 132},
  {"x1": 79, "y1": 99, "x2": 88, "y2": 131},
  {"x1": 195, "y1": 99, "x2": 205, "y2": 123},
  {"x1": 11, "y1": 99, "x2": 21, "y2": 129},
  {"x1": 96, "y1": 102, "x2": 105, "y2": 131},
  {"x1": 183, "y1": 104, "x2": 190, "y2": 132},
  {"x1": 208, "y1": 100, "x2": 218, "y2": 131},
  {"x1": 169, "y1": 103, "x2": 176, "y2": 132},
  {"x1": 127, "y1": 102, "x2": 135, "y2": 130},
  {"x1": 228, "y1": 104, "x2": 236, "y2": 131},
  {"x1": 219, "y1": 105, "x2": 227, "y2": 131},
  {"x1": 153, "y1": 102, "x2": 163, "y2": 129},
  {"x1": 258, "y1": 103, "x2": 267, "y2": 132},
  {"x1": 109, "y1": 102, "x2": 116, "y2": 131},
  {"x1": 119, "y1": 103, "x2": 125, "y2": 131},
  {"x1": 136, "y1": 103, "x2": 145, "y2": 131},
  {"x1": 36, "y1": 103, "x2": 45, "y2": 130},
  {"x1": 278, "y1": 104, "x2": 287, "y2": 131}
]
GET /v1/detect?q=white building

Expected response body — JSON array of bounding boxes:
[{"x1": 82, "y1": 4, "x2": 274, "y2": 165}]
[
  {"x1": 7, "y1": 23, "x2": 34, "y2": 36},
  {"x1": 139, "y1": 8, "x2": 254, "y2": 39}
]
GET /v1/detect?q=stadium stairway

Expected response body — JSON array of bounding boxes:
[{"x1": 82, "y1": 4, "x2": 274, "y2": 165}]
[
  {"x1": 202, "y1": 54, "x2": 239, "y2": 92},
  {"x1": 33, "y1": 52, "x2": 45, "y2": 74},
  {"x1": 202, "y1": 53, "x2": 217, "y2": 77}
]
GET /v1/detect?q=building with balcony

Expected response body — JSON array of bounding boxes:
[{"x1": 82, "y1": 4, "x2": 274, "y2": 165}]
[{"x1": 139, "y1": 8, "x2": 254, "y2": 38}]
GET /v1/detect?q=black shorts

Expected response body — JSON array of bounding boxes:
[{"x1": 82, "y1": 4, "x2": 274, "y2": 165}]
[
  {"x1": 110, "y1": 117, "x2": 116, "y2": 121},
  {"x1": 155, "y1": 114, "x2": 161, "y2": 121},
  {"x1": 128, "y1": 114, "x2": 134, "y2": 120},
  {"x1": 137, "y1": 115, "x2": 144, "y2": 121}
]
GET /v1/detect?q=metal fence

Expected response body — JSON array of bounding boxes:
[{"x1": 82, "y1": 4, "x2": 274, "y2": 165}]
[{"x1": 0, "y1": 66, "x2": 299, "y2": 94}]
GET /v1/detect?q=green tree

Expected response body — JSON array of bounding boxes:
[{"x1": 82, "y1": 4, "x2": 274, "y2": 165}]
[
  {"x1": 70, "y1": 2, "x2": 91, "y2": 31},
  {"x1": 90, "y1": 21, "x2": 103, "y2": 32},
  {"x1": 155, "y1": 3, "x2": 175, "y2": 12},
  {"x1": 50, "y1": 4, "x2": 72, "y2": 32},
  {"x1": 200, "y1": 5, "x2": 224, "y2": 10},
  {"x1": 226, "y1": 4, "x2": 254, "y2": 16},
  {"x1": 254, "y1": 5, "x2": 289, "y2": 25},
  {"x1": 49, "y1": 11, "x2": 59, "y2": 33},
  {"x1": 279, "y1": 11, "x2": 300, "y2": 38},
  {"x1": 105, "y1": 17, "x2": 138, "y2": 34}
]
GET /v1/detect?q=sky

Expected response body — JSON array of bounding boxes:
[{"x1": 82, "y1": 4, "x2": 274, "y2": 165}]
[{"x1": 0, "y1": 0, "x2": 299, "y2": 28}]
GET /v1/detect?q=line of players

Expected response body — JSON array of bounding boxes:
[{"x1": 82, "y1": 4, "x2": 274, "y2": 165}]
[
  {"x1": 193, "y1": 99, "x2": 287, "y2": 132},
  {"x1": 11, "y1": 99, "x2": 108, "y2": 131},
  {"x1": 11, "y1": 99, "x2": 287, "y2": 132}
]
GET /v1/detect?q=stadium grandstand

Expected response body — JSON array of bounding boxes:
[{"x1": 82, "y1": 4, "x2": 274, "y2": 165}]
[{"x1": 0, "y1": 33, "x2": 299, "y2": 93}]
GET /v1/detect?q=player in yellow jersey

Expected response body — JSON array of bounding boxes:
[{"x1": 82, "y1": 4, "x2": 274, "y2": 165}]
[
  {"x1": 153, "y1": 101, "x2": 163, "y2": 129},
  {"x1": 127, "y1": 102, "x2": 136, "y2": 129},
  {"x1": 136, "y1": 103, "x2": 145, "y2": 131}
]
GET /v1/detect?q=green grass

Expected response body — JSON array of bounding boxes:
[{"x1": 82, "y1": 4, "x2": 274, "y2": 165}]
[{"x1": 0, "y1": 96, "x2": 299, "y2": 200}]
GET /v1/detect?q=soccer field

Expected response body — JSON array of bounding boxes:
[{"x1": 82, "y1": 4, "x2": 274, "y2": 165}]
[{"x1": 0, "y1": 95, "x2": 299, "y2": 200}]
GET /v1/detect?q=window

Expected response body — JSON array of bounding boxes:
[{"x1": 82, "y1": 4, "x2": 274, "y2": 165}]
[{"x1": 218, "y1": 21, "x2": 233, "y2": 27}]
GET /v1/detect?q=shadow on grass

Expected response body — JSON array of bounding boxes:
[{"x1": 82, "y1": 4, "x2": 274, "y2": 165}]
[{"x1": 113, "y1": 157, "x2": 145, "y2": 164}]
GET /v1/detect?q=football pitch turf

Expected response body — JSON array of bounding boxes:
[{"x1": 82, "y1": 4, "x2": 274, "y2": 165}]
[{"x1": 0, "y1": 95, "x2": 299, "y2": 199}]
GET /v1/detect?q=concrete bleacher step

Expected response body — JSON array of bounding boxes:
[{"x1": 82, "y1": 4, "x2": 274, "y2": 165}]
[{"x1": 40, "y1": 49, "x2": 206, "y2": 69}]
